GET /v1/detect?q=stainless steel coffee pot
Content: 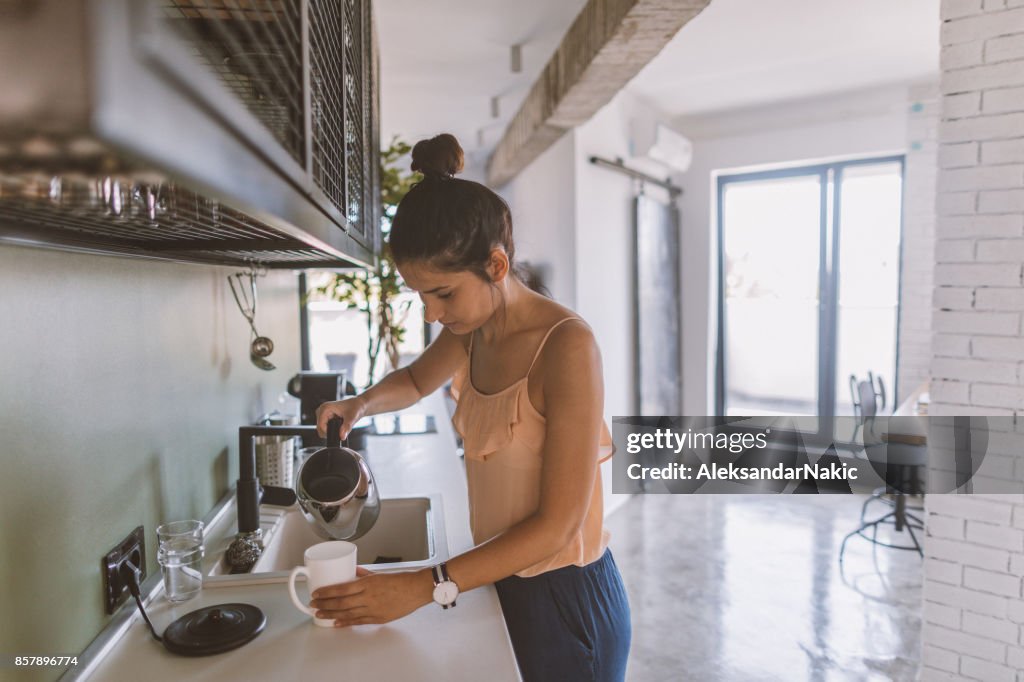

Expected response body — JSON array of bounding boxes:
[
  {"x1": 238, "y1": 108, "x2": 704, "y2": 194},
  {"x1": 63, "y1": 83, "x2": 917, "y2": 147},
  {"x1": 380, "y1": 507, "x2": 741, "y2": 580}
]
[{"x1": 294, "y1": 417, "x2": 380, "y2": 541}]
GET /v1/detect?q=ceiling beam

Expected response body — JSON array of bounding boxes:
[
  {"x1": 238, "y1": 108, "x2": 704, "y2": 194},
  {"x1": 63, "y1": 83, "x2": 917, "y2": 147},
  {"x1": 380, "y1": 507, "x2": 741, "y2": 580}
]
[{"x1": 487, "y1": 0, "x2": 710, "y2": 187}]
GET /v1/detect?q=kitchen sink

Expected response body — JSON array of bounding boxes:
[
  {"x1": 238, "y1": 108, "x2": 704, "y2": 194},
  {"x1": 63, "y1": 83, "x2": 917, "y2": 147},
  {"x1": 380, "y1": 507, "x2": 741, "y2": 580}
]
[{"x1": 205, "y1": 495, "x2": 447, "y2": 584}]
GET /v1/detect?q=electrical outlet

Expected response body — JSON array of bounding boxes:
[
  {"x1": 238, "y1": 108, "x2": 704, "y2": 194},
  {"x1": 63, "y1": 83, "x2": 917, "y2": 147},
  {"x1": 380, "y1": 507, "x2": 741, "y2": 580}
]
[{"x1": 102, "y1": 526, "x2": 145, "y2": 615}]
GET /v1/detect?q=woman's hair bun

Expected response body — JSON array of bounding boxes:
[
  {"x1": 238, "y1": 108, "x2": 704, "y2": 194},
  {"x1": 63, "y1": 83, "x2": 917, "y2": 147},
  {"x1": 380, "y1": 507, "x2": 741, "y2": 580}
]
[{"x1": 411, "y1": 133, "x2": 465, "y2": 178}]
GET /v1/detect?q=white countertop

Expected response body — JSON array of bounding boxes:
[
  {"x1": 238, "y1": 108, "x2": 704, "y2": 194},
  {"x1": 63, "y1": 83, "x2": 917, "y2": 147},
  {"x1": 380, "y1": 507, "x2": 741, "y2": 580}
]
[{"x1": 82, "y1": 391, "x2": 521, "y2": 682}]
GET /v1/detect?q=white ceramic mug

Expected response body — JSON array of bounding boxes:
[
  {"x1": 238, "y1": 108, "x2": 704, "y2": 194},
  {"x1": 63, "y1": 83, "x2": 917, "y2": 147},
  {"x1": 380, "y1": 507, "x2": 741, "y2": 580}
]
[{"x1": 288, "y1": 541, "x2": 358, "y2": 627}]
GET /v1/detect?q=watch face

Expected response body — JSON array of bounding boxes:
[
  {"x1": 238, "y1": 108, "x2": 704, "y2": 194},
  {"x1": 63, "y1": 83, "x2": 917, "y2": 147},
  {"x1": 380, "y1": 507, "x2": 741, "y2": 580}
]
[{"x1": 433, "y1": 582, "x2": 458, "y2": 605}]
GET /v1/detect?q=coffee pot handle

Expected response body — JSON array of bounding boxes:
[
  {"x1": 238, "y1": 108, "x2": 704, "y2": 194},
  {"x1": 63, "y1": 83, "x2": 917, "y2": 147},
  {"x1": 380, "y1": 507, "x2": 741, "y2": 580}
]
[{"x1": 327, "y1": 416, "x2": 342, "y2": 448}]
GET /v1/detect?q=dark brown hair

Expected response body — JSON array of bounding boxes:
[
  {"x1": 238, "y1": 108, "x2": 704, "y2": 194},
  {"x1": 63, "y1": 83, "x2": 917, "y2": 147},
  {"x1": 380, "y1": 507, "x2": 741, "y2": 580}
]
[{"x1": 389, "y1": 134, "x2": 515, "y2": 283}]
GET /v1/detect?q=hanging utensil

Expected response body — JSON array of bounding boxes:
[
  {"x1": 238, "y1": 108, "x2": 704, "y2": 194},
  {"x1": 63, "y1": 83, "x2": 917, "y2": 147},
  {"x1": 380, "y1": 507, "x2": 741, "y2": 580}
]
[{"x1": 229, "y1": 266, "x2": 276, "y2": 371}]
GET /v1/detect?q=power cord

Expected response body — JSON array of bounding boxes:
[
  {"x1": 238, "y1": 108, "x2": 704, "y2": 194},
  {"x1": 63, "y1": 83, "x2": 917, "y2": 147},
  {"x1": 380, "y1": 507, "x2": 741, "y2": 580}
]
[{"x1": 120, "y1": 559, "x2": 162, "y2": 642}]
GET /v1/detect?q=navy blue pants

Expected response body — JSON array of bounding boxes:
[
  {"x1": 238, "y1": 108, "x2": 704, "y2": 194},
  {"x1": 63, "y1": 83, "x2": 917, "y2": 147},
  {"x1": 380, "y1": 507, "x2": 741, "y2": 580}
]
[{"x1": 494, "y1": 549, "x2": 631, "y2": 681}]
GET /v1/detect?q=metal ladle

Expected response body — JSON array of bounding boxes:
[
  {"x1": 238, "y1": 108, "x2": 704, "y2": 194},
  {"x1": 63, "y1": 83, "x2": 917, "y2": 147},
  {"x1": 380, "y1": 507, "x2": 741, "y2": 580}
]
[{"x1": 228, "y1": 268, "x2": 276, "y2": 371}]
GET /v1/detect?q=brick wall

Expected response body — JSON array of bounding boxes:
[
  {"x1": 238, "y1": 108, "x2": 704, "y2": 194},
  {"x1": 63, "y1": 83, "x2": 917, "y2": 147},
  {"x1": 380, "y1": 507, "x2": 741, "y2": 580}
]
[{"x1": 922, "y1": 1, "x2": 1024, "y2": 680}]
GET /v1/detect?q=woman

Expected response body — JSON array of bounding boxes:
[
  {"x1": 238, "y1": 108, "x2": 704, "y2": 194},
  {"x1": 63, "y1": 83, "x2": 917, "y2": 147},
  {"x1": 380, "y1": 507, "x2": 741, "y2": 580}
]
[{"x1": 311, "y1": 133, "x2": 631, "y2": 681}]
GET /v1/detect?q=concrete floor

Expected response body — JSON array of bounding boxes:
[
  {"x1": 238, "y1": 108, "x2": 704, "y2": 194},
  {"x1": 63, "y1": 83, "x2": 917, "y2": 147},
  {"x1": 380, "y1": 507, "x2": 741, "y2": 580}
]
[{"x1": 605, "y1": 494, "x2": 923, "y2": 682}]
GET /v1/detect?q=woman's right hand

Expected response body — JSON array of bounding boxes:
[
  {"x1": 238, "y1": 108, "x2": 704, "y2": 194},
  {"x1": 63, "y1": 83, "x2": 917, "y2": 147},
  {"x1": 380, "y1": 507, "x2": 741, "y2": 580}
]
[{"x1": 315, "y1": 396, "x2": 368, "y2": 442}]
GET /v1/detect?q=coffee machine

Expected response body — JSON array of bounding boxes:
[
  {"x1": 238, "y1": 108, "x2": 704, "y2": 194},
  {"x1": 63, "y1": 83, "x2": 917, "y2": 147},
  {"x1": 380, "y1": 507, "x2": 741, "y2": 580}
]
[{"x1": 287, "y1": 372, "x2": 355, "y2": 442}]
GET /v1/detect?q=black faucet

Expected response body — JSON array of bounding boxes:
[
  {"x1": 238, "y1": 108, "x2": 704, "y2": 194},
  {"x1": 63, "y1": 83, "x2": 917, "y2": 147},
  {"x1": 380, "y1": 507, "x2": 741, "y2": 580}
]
[{"x1": 236, "y1": 424, "x2": 325, "y2": 534}]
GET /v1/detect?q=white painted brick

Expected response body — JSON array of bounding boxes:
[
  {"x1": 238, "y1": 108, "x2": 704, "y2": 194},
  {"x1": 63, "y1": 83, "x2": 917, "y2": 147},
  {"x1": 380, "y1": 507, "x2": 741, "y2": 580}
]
[
  {"x1": 938, "y1": 214, "x2": 1023, "y2": 237},
  {"x1": 941, "y1": 114, "x2": 1024, "y2": 141},
  {"x1": 968, "y1": 520, "x2": 1024, "y2": 550},
  {"x1": 928, "y1": 402, "x2": 1016, "y2": 416},
  {"x1": 935, "y1": 334, "x2": 974, "y2": 356},
  {"x1": 923, "y1": 643, "x2": 961, "y2": 673},
  {"x1": 932, "y1": 512, "x2": 969, "y2": 539},
  {"x1": 924, "y1": 622, "x2": 1008, "y2": 660},
  {"x1": 929, "y1": 537, "x2": 1012, "y2": 571},
  {"x1": 932, "y1": 380, "x2": 973, "y2": 404},
  {"x1": 920, "y1": 668, "x2": 960, "y2": 681},
  {"x1": 984, "y1": 0, "x2": 1008, "y2": 8},
  {"x1": 941, "y1": 141, "x2": 981, "y2": 168},
  {"x1": 927, "y1": 582, "x2": 1010, "y2": 620},
  {"x1": 986, "y1": 434, "x2": 1024, "y2": 458},
  {"x1": 986, "y1": 34, "x2": 1024, "y2": 62},
  {"x1": 971, "y1": 383, "x2": 1024, "y2": 407},
  {"x1": 964, "y1": 611, "x2": 1021, "y2": 644},
  {"x1": 934, "y1": 357, "x2": 1019, "y2": 382},
  {"x1": 937, "y1": 238, "x2": 974, "y2": 262},
  {"x1": 985, "y1": 86, "x2": 1024, "y2": 113},
  {"x1": 1013, "y1": 506, "x2": 1024, "y2": 529},
  {"x1": 973, "y1": 336, "x2": 1024, "y2": 359},
  {"x1": 945, "y1": 40, "x2": 987, "y2": 70},
  {"x1": 961, "y1": 655, "x2": 1016, "y2": 681},
  {"x1": 957, "y1": 493, "x2": 1024, "y2": 505},
  {"x1": 1009, "y1": 598, "x2": 1024, "y2": 623},
  {"x1": 942, "y1": 8, "x2": 1024, "y2": 45},
  {"x1": 940, "y1": 164, "x2": 1024, "y2": 190},
  {"x1": 975, "y1": 286, "x2": 1024, "y2": 308},
  {"x1": 938, "y1": 191, "x2": 978, "y2": 216},
  {"x1": 927, "y1": 557, "x2": 966, "y2": 584},
  {"x1": 1006, "y1": 645, "x2": 1024, "y2": 669},
  {"x1": 935, "y1": 263, "x2": 1021, "y2": 285},
  {"x1": 929, "y1": 495, "x2": 1015, "y2": 523},
  {"x1": 945, "y1": 91, "x2": 984, "y2": 118},
  {"x1": 967, "y1": 454, "x2": 1015, "y2": 482},
  {"x1": 982, "y1": 139, "x2": 1024, "y2": 164},
  {"x1": 944, "y1": 0, "x2": 985, "y2": 18},
  {"x1": 977, "y1": 239, "x2": 1024, "y2": 262},
  {"x1": 979, "y1": 189, "x2": 1024, "y2": 213},
  {"x1": 944, "y1": 62, "x2": 1024, "y2": 94},
  {"x1": 933, "y1": 310, "x2": 1020, "y2": 334},
  {"x1": 1010, "y1": 554, "x2": 1024, "y2": 576},
  {"x1": 934, "y1": 285, "x2": 975, "y2": 307},
  {"x1": 927, "y1": 601, "x2": 965, "y2": 629},
  {"x1": 1011, "y1": 0, "x2": 1024, "y2": 6}
]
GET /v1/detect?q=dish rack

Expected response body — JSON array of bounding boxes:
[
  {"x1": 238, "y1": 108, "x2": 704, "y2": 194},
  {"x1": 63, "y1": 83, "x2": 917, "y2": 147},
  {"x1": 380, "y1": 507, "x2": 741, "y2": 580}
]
[{"x1": 0, "y1": 0, "x2": 380, "y2": 269}]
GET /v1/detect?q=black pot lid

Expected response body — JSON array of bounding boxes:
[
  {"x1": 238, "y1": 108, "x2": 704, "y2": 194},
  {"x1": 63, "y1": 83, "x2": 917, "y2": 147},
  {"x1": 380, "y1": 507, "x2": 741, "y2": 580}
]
[{"x1": 162, "y1": 603, "x2": 266, "y2": 657}]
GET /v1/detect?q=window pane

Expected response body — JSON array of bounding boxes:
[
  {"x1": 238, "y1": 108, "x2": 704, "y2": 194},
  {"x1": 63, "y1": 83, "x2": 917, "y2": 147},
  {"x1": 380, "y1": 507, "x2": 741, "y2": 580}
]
[
  {"x1": 834, "y1": 162, "x2": 902, "y2": 416},
  {"x1": 723, "y1": 174, "x2": 822, "y2": 416}
]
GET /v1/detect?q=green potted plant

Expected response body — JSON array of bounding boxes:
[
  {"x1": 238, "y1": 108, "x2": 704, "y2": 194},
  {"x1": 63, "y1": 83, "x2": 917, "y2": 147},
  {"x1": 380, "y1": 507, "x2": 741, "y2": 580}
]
[{"x1": 308, "y1": 138, "x2": 421, "y2": 387}]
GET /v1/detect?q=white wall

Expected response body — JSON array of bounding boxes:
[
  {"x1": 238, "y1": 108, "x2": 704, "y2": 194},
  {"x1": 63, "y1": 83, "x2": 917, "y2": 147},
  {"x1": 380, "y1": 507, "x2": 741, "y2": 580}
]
[
  {"x1": 0, "y1": 243, "x2": 299, "y2": 659},
  {"x1": 498, "y1": 132, "x2": 578, "y2": 308},
  {"x1": 921, "y1": 2, "x2": 1024, "y2": 679},
  {"x1": 901, "y1": 82, "x2": 941, "y2": 399},
  {"x1": 500, "y1": 90, "x2": 674, "y2": 517},
  {"x1": 573, "y1": 92, "x2": 657, "y2": 517},
  {"x1": 672, "y1": 84, "x2": 914, "y2": 413}
]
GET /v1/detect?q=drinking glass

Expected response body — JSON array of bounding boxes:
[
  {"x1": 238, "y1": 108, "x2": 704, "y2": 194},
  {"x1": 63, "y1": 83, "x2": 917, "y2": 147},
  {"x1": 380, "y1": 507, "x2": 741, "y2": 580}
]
[{"x1": 156, "y1": 520, "x2": 204, "y2": 602}]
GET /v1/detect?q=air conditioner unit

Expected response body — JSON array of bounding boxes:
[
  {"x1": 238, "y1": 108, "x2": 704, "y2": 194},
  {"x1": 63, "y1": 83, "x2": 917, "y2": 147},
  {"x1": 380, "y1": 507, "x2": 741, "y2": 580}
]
[{"x1": 629, "y1": 120, "x2": 692, "y2": 173}]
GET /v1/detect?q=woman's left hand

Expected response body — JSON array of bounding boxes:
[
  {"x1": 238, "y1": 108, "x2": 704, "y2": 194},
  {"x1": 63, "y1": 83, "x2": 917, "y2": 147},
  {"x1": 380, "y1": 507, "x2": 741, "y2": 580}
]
[{"x1": 310, "y1": 567, "x2": 433, "y2": 627}]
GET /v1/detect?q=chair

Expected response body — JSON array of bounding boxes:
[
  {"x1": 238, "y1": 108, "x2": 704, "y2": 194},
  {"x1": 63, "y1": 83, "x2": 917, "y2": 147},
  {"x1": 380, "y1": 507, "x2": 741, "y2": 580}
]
[
  {"x1": 850, "y1": 373, "x2": 889, "y2": 519},
  {"x1": 839, "y1": 374, "x2": 926, "y2": 563}
]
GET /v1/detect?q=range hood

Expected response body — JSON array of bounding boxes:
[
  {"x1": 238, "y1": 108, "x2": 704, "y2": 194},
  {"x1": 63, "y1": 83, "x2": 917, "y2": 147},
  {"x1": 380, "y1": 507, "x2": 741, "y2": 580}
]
[{"x1": 0, "y1": 0, "x2": 380, "y2": 269}]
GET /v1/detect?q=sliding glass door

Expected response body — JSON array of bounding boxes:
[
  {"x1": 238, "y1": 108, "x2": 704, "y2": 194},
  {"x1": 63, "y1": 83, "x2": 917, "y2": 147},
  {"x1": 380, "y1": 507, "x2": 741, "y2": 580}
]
[
  {"x1": 716, "y1": 156, "x2": 904, "y2": 418},
  {"x1": 833, "y1": 161, "x2": 903, "y2": 415}
]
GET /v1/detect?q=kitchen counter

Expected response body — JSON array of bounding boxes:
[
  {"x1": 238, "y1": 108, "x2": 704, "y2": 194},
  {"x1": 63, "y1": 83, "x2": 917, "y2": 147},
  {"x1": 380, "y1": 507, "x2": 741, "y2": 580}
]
[{"x1": 76, "y1": 391, "x2": 521, "y2": 682}]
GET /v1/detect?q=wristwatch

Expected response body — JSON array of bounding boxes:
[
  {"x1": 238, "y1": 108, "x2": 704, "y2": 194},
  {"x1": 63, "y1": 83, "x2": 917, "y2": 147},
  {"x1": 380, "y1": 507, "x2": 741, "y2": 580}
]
[{"x1": 431, "y1": 562, "x2": 459, "y2": 609}]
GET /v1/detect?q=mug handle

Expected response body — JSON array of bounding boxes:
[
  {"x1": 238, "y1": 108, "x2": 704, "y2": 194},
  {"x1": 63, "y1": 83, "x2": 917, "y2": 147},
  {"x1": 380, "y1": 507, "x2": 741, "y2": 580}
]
[{"x1": 288, "y1": 566, "x2": 316, "y2": 618}]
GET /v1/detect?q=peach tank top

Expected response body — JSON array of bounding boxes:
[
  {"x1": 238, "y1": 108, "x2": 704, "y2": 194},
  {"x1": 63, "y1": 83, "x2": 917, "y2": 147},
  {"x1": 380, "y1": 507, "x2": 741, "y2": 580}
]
[{"x1": 450, "y1": 316, "x2": 614, "y2": 578}]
